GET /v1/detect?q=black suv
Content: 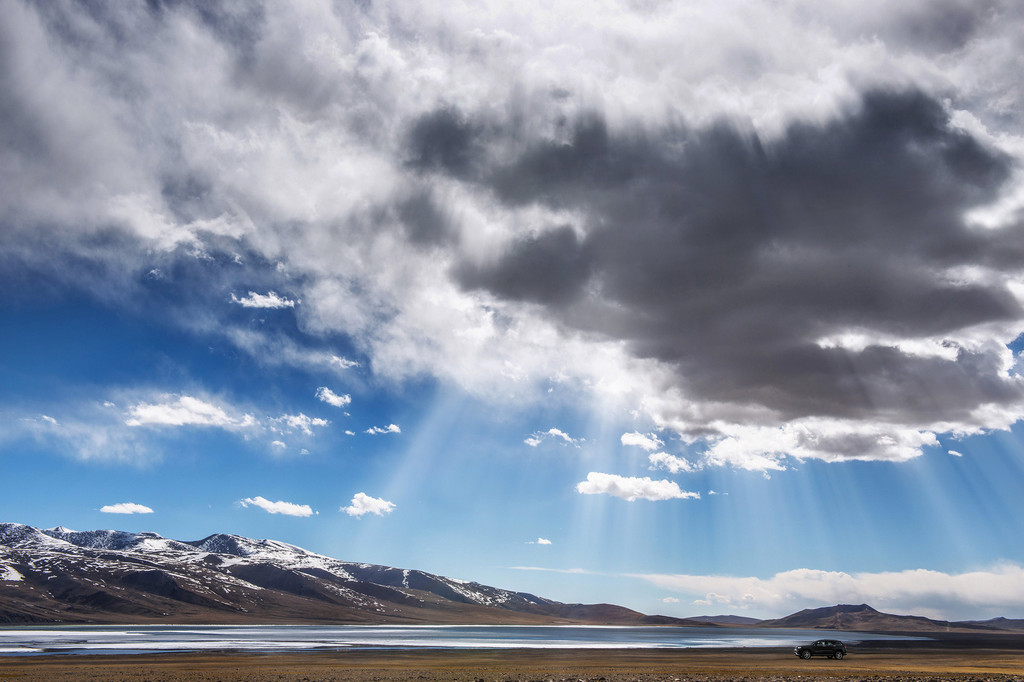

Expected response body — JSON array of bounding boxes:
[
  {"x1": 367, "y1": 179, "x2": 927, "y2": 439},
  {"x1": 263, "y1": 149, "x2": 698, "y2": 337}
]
[{"x1": 794, "y1": 639, "x2": 847, "y2": 659}]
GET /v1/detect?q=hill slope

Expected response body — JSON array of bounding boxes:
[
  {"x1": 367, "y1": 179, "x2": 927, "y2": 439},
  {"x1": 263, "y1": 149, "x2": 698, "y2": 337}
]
[
  {"x1": 690, "y1": 614, "x2": 763, "y2": 626},
  {"x1": 757, "y1": 603, "x2": 1024, "y2": 633},
  {"x1": 0, "y1": 523, "x2": 694, "y2": 626}
]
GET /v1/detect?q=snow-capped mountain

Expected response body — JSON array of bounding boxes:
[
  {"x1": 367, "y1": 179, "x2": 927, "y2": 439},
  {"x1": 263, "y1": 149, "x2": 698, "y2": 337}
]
[{"x1": 0, "y1": 523, "x2": 691, "y2": 625}]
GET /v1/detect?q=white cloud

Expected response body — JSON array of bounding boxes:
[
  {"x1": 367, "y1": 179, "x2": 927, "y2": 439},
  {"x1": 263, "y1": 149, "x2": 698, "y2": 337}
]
[
  {"x1": 239, "y1": 496, "x2": 314, "y2": 517},
  {"x1": 694, "y1": 420, "x2": 941, "y2": 472},
  {"x1": 525, "y1": 428, "x2": 582, "y2": 447},
  {"x1": 621, "y1": 431, "x2": 664, "y2": 452},
  {"x1": 125, "y1": 395, "x2": 255, "y2": 429},
  {"x1": 949, "y1": 449, "x2": 964, "y2": 457},
  {"x1": 316, "y1": 386, "x2": 352, "y2": 408},
  {"x1": 99, "y1": 502, "x2": 154, "y2": 514},
  {"x1": 632, "y1": 564, "x2": 1024, "y2": 620},
  {"x1": 662, "y1": 597, "x2": 680, "y2": 604},
  {"x1": 648, "y1": 452, "x2": 698, "y2": 473},
  {"x1": 365, "y1": 424, "x2": 401, "y2": 435},
  {"x1": 13, "y1": 409, "x2": 155, "y2": 464},
  {"x1": 9, "y1": 393, "x2": 336, "y2": 464},
  {"x1": 221, "y1": 328, "x2": 362, "y2": 379},
  {"x1": 330, "y1": 355, "x2": 360, "y2": 370},
  {"x1": 342, "y1": 492, "x2": 396, "y2": 517},
  {"x1": 271, "y1": 413, "x2": 329, "y2": 436},
  {"x1": 231, "y1": 291, "x2": 296, "y2": 309},
  {"x1": 575, "y1": 472, "x2": 700, "y2": 502},
  {"x1": 527, "y1": 537, "x2": 552, "y2": 545}
]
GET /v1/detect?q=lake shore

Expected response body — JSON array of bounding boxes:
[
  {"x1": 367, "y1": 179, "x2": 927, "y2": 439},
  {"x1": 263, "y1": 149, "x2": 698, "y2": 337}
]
[{"x1": 2, "y1": 640, "x2": 1023, "y2": 682}]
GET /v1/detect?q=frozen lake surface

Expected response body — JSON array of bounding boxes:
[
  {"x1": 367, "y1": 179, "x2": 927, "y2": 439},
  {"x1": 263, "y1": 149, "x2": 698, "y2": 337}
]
[{"x1": 0, "y1": 624, "x2": 926, "y2": 656}]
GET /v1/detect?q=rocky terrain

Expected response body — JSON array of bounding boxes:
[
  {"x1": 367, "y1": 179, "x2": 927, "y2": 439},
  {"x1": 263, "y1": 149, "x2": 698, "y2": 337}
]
[{"x1": 0, "y1": 522, "x2": 694, "y2": 625}]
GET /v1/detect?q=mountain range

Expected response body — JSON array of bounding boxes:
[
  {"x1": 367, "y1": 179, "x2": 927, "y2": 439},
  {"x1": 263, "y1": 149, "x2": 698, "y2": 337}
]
[
  {"x1": 0, "y1": 523, "x2": 694, "y2": 625},
  {"x1": 2, "y1": 523, "x2": 1022, "y2": 631}
]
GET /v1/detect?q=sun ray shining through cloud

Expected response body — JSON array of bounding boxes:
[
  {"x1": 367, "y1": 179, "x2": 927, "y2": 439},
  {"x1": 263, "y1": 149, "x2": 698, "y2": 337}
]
[{"x1": 1, "y1": 0, "x2": 1024, "y2": 623}]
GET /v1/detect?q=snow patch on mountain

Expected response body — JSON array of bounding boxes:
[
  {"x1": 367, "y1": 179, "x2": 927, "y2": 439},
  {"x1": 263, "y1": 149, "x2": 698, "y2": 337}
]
[
  {"x1": 187, "y1": 533, "x2": 358, "y2": 580},
  {"x1": 0, "y1": 522, "x2": 645, "y2": 625},
  {"x1": 0, "y1": 564, "x2": 23, "y2": 581},
  {"x1": 42, "y1": 527, "x2": 195, "y2": 553},
  {"x1": 0, "y1": 523, "x2": 73, "y2": 549}
]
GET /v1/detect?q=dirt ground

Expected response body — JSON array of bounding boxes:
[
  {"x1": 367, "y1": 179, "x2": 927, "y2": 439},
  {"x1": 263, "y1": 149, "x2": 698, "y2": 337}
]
[{"x1": 1, "y1": 645, "x2": 1023, "y2": 682}]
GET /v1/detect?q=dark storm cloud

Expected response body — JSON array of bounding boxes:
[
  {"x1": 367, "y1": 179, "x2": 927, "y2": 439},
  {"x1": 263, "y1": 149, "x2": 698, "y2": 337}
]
[
  {"x1": 443, "y1": 89, "x2": 1023, "y2": 423},
  {"x1": 805, "y1": 0, "x2": 1001, "y2": 54},
  {"x1": 395, "y1": 190, "x2": 456, "y2": 247},
  {"x1": 144, "y1": 0, "x2": 266, "y2": 54},
  {"x1": 5, "y1": 0, "x2": 1023, "y2": 453},
  {"x1": 407, "y1": 107, "x2": 484, "y2": 177},
  {"x1": 26, "y1": 0, "x2": 266, "y2": 54},
  {"x1": 455, "y1": 225, "x2": 591, "y2": 306}
]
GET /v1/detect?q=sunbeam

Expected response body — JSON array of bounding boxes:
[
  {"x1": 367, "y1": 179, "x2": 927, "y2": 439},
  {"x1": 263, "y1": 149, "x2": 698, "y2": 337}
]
[{"x1": 2, "y1": 0, "x2": 1024, "y2": 627}]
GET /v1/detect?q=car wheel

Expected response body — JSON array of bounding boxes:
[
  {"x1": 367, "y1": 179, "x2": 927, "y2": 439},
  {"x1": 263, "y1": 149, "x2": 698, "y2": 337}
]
[
  {"x1": 801, "y1": 650, "x2": 812, "y2": 659},
  {"x1": 834, "y1": 651, "x2": 844, "y2": 660}
]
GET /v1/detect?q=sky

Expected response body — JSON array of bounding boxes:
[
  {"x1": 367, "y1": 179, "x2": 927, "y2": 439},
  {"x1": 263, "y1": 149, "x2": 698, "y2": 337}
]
[{"x1": 2, "y1": 0, "x2": 1024, "y2": 622}]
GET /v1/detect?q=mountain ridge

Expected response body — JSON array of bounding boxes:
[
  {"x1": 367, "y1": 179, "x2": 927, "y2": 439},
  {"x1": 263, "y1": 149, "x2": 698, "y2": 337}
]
[
  {"x1": 0, "y1": 523, "x2": 697, "y2": 626},
  {"x1": 4, "y1": 525, "x2": 1022, "y2": 630},
  {"x1": 689, "y1": 614, "x2": 763, "y2": 626}
]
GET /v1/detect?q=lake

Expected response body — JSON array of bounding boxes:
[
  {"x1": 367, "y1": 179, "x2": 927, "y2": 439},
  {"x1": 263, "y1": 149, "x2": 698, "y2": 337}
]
[{"x1": 0, "y1": 624, "x2": 926, "y2": 656}]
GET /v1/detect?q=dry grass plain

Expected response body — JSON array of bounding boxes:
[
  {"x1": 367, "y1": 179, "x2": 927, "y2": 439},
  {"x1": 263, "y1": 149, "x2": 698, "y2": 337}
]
[{"x1": 1, "y1": 644, "x2": 1022, "y2": 682}]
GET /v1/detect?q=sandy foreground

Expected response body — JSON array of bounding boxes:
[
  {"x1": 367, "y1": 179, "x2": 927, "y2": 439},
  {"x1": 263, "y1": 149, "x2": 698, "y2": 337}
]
[{"x1": 1, "y1": 643, "x2": 1023, "y2": 682}]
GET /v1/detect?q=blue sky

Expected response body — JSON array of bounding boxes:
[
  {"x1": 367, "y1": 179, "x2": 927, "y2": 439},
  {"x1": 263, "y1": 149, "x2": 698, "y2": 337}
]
[{"x1": 2, "y1": 0, "x2": 1024, "y2": 621}]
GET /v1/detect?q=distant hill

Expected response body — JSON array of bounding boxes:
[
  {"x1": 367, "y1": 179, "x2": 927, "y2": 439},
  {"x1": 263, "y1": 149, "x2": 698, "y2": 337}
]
[
  {"x1": 690, "y1": 614, "x2": 763, "y2": 626},
  {"x1": 961, "y1": 617, "x2": 1024, "y2": 631},
  {"x1": 0, "y1": 523, "x2": 699, "y2": 626},
  {"x1": 758, "y1": 603, "x2": 1024, "y2": 633}
]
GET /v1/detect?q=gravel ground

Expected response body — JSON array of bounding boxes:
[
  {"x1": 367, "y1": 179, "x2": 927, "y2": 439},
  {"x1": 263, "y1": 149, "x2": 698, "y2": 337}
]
[{"x1": 1, "y1": 647, "x2": 1023, "y2": 682}]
